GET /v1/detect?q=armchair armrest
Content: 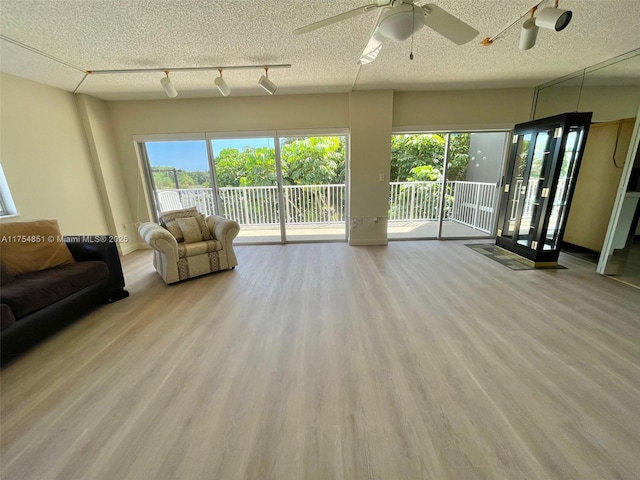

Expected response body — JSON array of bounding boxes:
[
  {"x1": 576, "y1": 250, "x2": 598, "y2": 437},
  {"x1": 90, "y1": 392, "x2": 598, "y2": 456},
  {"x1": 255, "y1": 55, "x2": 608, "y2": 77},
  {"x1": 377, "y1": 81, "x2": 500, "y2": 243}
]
[
  {"x1": 138, "y1": 222, "x2": 180, "y2": 283},
  {"x1": 206, "y1": 215, "x2": 240, "y2": 266},
  {"x1": 65, "y1": 236, "x2": 129, "y2": 302},
  {"x1": 138, "y1": 222, "x2": 178, "y2": 256},
  {"x1": 206, "y1": 215, "x2": 239, "y2": 244}
]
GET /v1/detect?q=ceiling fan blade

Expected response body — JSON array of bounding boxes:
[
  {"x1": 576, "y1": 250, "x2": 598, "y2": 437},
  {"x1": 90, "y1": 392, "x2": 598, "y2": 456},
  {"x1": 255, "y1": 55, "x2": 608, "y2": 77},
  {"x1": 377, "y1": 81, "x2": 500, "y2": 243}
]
[
  {"x1": 294, "y1": 2, "x2": 385, "y2": 35},
  {"x1": 421, "y1": 4, "x2": 479, "y2": 45},
  {"x1": 358, "y1": 30, "x2": 384, "y2": 65}
]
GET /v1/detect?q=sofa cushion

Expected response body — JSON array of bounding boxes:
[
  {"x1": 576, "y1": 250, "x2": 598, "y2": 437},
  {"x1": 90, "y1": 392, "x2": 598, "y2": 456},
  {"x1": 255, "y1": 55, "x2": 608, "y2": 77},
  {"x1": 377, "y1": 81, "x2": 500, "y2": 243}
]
[
  {"x1": 1, "y1": 264, "x2": 15, "y2": 285},
  {"x1": 1, "y1": 304, "x2": 16, "y2": 331},
  {"x1": 159, "y1": 207, "x2": 212, "y2": 241},
  {"x1": 0, "y1": 219, "x2": 75, "y2": 275},
  {"x1": 0, "y1": 261, "x2": 109, "y2": 320}
]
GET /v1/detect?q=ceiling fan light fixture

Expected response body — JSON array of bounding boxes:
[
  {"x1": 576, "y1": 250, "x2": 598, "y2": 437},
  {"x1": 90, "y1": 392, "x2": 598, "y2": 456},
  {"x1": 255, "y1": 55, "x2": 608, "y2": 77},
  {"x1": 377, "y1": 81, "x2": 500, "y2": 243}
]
[
  {"x1": 535, "y1": 7, "x2": 572, "y2": 32},
  {"x1": 160, "y1": 71, "x2": 177, "y2": 98},
  {"x1": 519, "y1": 17, "x2": 539, "y2": 50},
  {"x1": 258, "y1": 68, "x2": 277, "y2": 95},
  {"x1": 214, "y1": 69, "x2": 231, "y2": 96},
  {"x1": 378, "y1": 4, "x2": 425, "y2": 42}
]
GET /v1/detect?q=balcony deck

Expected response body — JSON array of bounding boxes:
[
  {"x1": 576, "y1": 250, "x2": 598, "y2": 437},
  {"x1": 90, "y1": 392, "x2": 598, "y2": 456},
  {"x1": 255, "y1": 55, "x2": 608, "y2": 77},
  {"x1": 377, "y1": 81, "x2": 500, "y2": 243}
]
[{"x1": 235, "y1": 220, "x2": 491, "y2": 243}]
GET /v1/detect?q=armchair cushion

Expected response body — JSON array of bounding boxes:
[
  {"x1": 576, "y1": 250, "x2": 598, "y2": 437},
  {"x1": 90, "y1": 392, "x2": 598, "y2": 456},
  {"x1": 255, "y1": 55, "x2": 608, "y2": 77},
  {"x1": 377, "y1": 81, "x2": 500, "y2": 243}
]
[
  {"x1": 177, "y1": 240, "x2": 222, "y2": 258},
  {"x1": 176, "y1": 217, "x2": 204, "y2": 243},
  {"x1": 164, "y1": 220, "x2": 184, "y2": 242},
  {"x1": 159, "y1": 207, "x2": 212, "y2": 241}
]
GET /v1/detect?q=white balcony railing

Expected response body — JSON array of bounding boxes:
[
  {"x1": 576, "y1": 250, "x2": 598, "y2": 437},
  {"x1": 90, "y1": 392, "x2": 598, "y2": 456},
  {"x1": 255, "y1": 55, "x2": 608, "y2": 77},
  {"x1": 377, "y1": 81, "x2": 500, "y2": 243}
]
[{"x1": 157, "y1": 180, "x2": 498, "y2": 234}]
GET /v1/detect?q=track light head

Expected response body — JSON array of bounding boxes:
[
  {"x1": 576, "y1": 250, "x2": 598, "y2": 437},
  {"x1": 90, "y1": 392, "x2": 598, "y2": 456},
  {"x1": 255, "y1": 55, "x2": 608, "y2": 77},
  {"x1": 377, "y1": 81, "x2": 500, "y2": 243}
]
[
  {"x1": 258, "y1": 68, "x2": 277, "y2": 95},
  {"x1": 535, "y1": 7, "x2": 572, "y2": 32},
  {"x1": 160, "y1": 71, "x2": 177, "y2": 98},
  {"x1": 519, "y1": 17, "x2": 539, "y2": 50},
  {"x1": 215, "y1": 69, "x2": 231, "y2": 96}
]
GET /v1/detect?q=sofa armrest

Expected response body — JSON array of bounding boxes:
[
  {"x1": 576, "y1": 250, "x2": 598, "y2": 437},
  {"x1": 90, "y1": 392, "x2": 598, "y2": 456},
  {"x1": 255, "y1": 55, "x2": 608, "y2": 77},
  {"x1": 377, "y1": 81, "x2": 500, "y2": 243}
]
[{"x1": 65, "y1": 236, "x2": 128, "y2": 302}]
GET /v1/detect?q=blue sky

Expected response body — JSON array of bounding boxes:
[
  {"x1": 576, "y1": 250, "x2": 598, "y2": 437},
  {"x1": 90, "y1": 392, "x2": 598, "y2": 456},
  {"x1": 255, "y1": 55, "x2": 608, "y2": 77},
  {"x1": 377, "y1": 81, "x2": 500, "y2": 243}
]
[{"x1": 146, "y1": 138, "x2": 273, "y2": 171}]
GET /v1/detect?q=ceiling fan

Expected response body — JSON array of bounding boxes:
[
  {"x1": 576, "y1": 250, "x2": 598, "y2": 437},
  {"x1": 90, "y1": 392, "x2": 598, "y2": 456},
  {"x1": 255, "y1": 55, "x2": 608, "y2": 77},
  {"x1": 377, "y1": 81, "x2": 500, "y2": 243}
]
[{"x1": 294, "y1": 0, "x2": 479, "y2": 64}]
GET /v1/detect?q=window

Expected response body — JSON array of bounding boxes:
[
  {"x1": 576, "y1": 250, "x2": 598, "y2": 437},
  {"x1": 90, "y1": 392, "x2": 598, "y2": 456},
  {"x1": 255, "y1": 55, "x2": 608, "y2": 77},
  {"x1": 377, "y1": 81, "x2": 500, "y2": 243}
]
[
  {"x1": 388, "y1": 131, "x2": 510, "y2": 239},
  {"x1": 138, "y1": 130, "x2": 349, "y2": 244},
  {"x1": 0, "y1": 164, "x2": 17, "y2": 217}
]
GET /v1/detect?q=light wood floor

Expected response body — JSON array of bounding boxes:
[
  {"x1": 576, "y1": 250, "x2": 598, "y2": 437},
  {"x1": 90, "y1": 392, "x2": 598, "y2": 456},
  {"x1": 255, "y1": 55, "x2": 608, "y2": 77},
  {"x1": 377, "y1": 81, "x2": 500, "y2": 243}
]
[{"x1": 1, "y1": 241, "x2": 640, "y2": 480}]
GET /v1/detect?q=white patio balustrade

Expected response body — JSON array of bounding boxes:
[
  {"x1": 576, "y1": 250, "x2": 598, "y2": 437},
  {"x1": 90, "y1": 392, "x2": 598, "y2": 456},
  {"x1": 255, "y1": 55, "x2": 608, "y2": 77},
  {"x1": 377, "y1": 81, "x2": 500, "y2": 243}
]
[{"x1": 156, "y1": 181, "x2": 498, "y2": 234}]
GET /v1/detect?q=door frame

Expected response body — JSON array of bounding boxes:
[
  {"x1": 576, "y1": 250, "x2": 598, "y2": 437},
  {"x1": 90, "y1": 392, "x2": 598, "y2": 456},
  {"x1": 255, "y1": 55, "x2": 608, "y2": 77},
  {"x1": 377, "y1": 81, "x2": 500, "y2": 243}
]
[
  {"x1": 389, "y1": 127, "x2": 513, "y2": 240},
  {"x1": 136, "y1": 130, "x2": 350, "y2": 244}
]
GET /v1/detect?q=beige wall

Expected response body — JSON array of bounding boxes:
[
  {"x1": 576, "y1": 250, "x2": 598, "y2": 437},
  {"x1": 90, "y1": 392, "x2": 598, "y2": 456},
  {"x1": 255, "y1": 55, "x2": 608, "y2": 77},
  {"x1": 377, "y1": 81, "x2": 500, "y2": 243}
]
[
  {"x1": 76, "y1": 94, "x2": 135, "y2": 254},
  {"x1": 0, "y1": 73, "x2": 109, "y2": 235},
  {"x1": 534, "y1": 85, "x2": 640, "y2": 122},
  {"x1": 107, "y1": 93, "x2": 351, "y2": 233},
  {"x1": 393, "y1": 88, "x2": 534, "y2": 128},
  {"x1": 349, "y1": 91, "x2": 394, "y2": 245},
  {"x1": 2, "y1": 71, "x2": 636, "y2": 249},
  {"x1": 564, "y1": 119, "x2": 636, "y2": 251},
  {"x1": 108, "y1": 88, "x2": 535, "y2": 245}
]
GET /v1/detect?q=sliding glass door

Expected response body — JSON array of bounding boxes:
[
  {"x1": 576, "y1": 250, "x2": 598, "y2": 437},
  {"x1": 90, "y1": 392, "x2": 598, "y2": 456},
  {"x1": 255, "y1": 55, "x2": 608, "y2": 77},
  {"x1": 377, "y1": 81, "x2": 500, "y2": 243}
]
[
  {"x1": 279, "y1": 135, "x2": 347, "y2": 241},
  {"x1": 143, "y1": 139, "x2": 218, "y2": 216},
  {"x1": 388, "y1": 130, "x2": 509, "y2": 240},
  {"x1": 440, "y1": 132, "x2": 509, "y2": 237},
  {"x1": 210, "y1": 136, "x2": 282, "y2": 244},
  {"x1": 141, "y1": 131, "x2": 348, "y2": 244},
  {"x1": 388, "y1": 133, "x2": 446, "y2": 239}
]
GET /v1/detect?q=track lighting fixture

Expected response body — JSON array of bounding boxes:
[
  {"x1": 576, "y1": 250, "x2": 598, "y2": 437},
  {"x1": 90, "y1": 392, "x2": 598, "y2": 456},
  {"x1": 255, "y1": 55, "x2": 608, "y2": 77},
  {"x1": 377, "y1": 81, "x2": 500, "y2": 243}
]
[
  {"x1": 519, "y1": 18, "x2": 539, "y2": 50},
  {"x1": 160, "y1": 71, "x2": 178, "y2": 98},
  {"x1": 483, "y1": 0, "x2": 573, "y2": 51},
  {"x1": 83, "y1": 64, "x2": 290, "y2": 97},
  {"x1": 214, "y1": 69, "x2": 231, "y2": 96},
  {"x1": 258, "y1": 68, "x2": 277, "y2": 95},
  {"x1": 535, "y1": 7, "x2": 572, "y2": 31},
  {"x1": 519, "y1": 7, "x2": 539, "y2": 51}
]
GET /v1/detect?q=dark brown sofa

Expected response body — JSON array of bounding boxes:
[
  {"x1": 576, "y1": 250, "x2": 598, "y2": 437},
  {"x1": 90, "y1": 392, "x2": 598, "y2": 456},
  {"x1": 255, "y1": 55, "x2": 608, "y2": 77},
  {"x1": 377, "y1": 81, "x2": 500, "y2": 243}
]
[{"x1": 1, "y1": 237, "x2": 128, "y2": 363}]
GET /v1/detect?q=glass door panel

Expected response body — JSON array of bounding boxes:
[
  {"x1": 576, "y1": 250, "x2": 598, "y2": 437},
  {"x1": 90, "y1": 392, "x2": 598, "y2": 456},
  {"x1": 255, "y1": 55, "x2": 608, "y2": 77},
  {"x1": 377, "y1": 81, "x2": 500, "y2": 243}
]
[
  {"x1": 496, "y1": 112, "x2": 592, "y2": 264},
  {"x1": 501, "y1": 134, "x2": 532, "y2": 238},
  {"x1": 279, "y1": 135, "x2": 347, "y2": 241},
  {"x1": 210, "y1": 137, "x2": 281, "y2": 244},
  {"x1": 144, "y1": 140, "x2": 217, "y2": 217},
  {"x1": 441, "y1": 132, "x2": 509, "y2": 237},
  {"x1": 387, "y1": 133, "x2": 446, "y2": 239},
  {"x1": 517, "y1": 131, "x2": 553, "y2": 248},
  {"x1": 543, "y1": 128, "x2": 584, "y2": 250}
]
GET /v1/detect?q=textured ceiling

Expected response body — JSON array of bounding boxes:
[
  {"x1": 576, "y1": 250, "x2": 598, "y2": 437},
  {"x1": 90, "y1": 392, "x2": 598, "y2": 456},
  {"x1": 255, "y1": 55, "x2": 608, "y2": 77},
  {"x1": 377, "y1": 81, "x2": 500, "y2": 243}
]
[{"x1": 1, "y1": 0, "x2": 639, "y2": 100}]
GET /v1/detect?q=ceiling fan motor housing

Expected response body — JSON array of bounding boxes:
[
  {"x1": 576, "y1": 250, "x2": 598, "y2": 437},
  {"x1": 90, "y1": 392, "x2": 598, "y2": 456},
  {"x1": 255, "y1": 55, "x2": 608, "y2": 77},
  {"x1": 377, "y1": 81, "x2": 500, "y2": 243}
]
[{"x1": 378, "y1": 3, "x2": 425, "y2": 42}]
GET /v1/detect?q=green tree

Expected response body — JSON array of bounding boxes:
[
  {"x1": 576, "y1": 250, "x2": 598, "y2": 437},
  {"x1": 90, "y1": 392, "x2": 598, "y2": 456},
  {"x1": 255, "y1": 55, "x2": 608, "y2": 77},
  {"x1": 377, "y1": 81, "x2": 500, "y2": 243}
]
[
  {"x1": 214, "y1": 148, "x2": 245, "y2": 187},
  {"x1": 408, "y1": 165, "x2": 441, "y2": 181},
  {"x1": 390, "y1": 134, "x2": 446, "y2": 182},
  {"x1": 390, "y1": 133, "x2": 471, "y2": 183},
  {"x1": 239, "y1": 147, "x2": 277, "y2": 186},
  {"x1": 281, "y1": 136, "x2": 345, "y2": 185}
]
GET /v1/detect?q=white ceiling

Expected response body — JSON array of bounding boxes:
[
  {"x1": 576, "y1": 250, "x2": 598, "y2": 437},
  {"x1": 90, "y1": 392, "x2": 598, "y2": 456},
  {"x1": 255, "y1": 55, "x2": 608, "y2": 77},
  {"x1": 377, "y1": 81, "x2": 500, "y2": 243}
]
[{"x1": 1, "y1": 0, "x2": 639, "y2": 101}]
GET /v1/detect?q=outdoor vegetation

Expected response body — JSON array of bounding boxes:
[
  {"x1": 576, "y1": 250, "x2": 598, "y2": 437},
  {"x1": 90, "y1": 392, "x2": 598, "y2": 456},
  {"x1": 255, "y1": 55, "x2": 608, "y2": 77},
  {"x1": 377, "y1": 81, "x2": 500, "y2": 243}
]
[
  {"x1": 151, "y1": 134, "x2": 471, "y2": 189},
  {"x1": 151, "y1": 134, "x2": 473, "y2": 225}
]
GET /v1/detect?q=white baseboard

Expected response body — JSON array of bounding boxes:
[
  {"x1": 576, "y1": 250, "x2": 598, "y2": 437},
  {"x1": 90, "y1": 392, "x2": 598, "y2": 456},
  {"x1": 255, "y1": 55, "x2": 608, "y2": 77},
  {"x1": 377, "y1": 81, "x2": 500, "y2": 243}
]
[
  {"x1": 119, "y1": 242, "x2": 139, "y2": 255},
  {"x1": 119, "y1": 242, "x2": 150, "y2": 255}
]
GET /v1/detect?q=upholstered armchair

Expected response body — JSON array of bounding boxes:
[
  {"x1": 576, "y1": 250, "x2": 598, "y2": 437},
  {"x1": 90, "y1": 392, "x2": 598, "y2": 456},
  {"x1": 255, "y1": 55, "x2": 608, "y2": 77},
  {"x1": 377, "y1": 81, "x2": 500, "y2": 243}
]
[{"x1": 138, "y1": 207, "x2": 240, "y2": 284}]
